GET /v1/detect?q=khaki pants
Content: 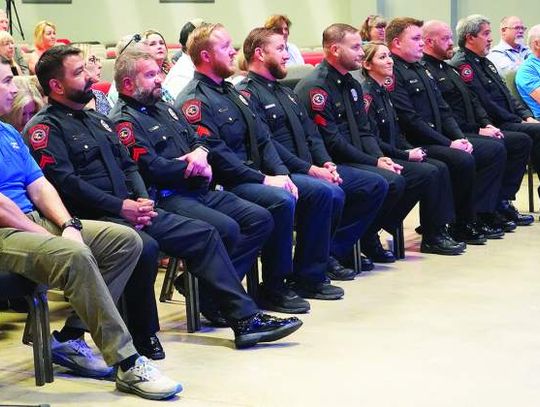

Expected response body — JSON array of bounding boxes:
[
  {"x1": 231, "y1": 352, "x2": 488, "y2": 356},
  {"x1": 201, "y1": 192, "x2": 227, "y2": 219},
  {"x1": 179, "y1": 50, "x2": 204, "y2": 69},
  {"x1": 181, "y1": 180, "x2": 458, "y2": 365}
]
[{"x1": 0, "y1": 211, "x2": 142, "y2": 365}]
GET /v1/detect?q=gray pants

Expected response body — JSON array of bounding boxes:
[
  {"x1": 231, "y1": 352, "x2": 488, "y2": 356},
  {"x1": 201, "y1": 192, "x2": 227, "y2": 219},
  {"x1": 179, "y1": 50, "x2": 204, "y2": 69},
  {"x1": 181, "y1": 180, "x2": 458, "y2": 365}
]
[{"x1": 0, "y1": 211, "x2": 141, "y2": 365}]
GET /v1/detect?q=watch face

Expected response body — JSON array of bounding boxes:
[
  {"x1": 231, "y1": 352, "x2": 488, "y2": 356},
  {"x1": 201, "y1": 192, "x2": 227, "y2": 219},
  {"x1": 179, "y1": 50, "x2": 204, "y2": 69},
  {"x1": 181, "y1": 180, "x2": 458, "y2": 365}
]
[{"x1": 64, "y1": 217, "x2": 83, "y2": 231}]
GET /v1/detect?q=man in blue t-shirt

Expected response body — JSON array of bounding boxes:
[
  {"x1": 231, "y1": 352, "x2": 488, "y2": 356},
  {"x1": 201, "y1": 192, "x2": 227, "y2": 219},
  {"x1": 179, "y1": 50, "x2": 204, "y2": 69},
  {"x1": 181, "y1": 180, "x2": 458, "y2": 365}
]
[{"x1": 516, "y1": 25, "x2": 540, "y2": 118}]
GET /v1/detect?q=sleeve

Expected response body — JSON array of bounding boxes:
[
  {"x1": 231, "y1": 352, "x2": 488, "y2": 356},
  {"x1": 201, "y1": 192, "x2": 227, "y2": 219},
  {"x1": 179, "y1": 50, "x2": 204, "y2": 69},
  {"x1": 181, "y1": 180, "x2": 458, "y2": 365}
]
[
  {"x1": 487, "y1": 50, "x2": 515, "y2": 77},
  {"x1": 299, "y1": 104, "x2": 333, "y2": 165},
  {"x1": 24, "y1": 119, "x2": 124, "y2": 215},
  {"x1": 435, "y1": 86, "x2": 465, "y2": 140},
  {"x1": 296, "y1": 83, "x2": 378, "y2": 166},
  {"x1": 179, "y1": 95, "x2": 266, "y2": 185},
  {"x1": 10, "y1": 128, "x2": 44, "y2": 186}
]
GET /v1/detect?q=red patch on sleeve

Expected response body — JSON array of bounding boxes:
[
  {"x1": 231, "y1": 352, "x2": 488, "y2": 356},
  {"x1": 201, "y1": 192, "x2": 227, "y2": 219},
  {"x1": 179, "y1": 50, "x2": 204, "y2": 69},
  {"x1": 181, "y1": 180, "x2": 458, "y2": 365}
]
[
  {"x1": 363, "y1": 94, "x2": 373, "y2": 113},
  {"x1": 38, "y1": 154, "x2": 56, "y2": 169},
  {"x1": 115, "y1": 122, "x2": 135, "y2": 147},
  {"x1": 196, "y1": 125, "x2": 210, "y2": 137},
  {"x1": 314, "y1": 114, "x2": 327, "y2": 127},
  {"x1": 131, "y1": 147, "x2": 148, "y2": 162},
  {"x1": 239, "y1": 90, "x2": 251, "y2": 100},
  {"x1": 383, "y1": 75, "x2": 395, "y2": 92},
  {"x1": 309, "y1": 88, "x2": 328, "y2": 112},
  {"x1": 459, "y1": 64, "x2": 474, "y2": 83},
  {"x1": 182, "y1": 99, "x2": 202, "y2": 124},
  {"x1": 28, "y1": 124, "x2": 50, "y2": 151}
]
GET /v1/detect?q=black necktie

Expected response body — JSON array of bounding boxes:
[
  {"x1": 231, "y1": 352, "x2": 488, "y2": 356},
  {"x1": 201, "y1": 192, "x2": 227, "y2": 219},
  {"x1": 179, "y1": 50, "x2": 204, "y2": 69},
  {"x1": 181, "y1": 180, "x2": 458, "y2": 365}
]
[
  {"x1": 412, "y1": 63, "x2": 442, "y2": 132},
  {"x1": 340, "y1": 78, "x2": 364, "y2": 150},
  {"x1": 274, "y1": 84, "x2": 311, "y2": 162},
  {"x1": 481, "y1": 58, "x2": 514, "y2": 112},
  {"x1": 78, "y1": 111, "x2": 129, "y2": 198},
  {"x1": 222, "y1": 83, "x2": 261, "y2": 169},
  {"x1": 380, "y1": 88, "x2": 397, "y2": 147},
  {"x1": 444, "y1": 64, "x2": 476, "y2": 123}
]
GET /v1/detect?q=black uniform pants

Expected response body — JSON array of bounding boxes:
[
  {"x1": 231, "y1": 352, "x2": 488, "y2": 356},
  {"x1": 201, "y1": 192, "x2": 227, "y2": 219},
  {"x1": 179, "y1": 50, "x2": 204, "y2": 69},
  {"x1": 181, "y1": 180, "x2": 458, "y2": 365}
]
[{"x1": 498, "y1": 122, "x2": 540, "y2": 181}]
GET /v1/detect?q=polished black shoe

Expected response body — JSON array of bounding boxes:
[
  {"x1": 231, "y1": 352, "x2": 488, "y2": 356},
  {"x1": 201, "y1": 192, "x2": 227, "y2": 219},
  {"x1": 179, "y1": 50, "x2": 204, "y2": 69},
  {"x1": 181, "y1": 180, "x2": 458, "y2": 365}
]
[
  {"x1": 326, "y1": 257, "x2": 356, "y2": 281},
  {"x1": 289, "y1": 279, "x2": 344, "y2": 300},
  {"x1": 420, "y1": 232, "x2": 466, "y2": 255},
  {"x1": 201, "y1": 309, "x2": 229, "y2": 328},
  {"x1": 498, "y1": 200, "x2": 534, "y2": 226},
  {"x1": 475, "y1": 217, "x2": 505, "y2": 239},
  {"x1": 448, "y1": 222, "x2": 486, "y2": 245},
  {"x1": 133, "y1": 335, "x2": 165, "y2": 360},
  {"x1": 257, "y1": 284, "x2": 311, "y2": 314},
  {"x1": 479, "y1": 211, "x2": 515, "y2": 233},
  {"x1": 361, "y1": 234, "x2": 396, "y2": 263},
  {"x1": 233, "y1": 312, "x2": 303, "y2": 349}
]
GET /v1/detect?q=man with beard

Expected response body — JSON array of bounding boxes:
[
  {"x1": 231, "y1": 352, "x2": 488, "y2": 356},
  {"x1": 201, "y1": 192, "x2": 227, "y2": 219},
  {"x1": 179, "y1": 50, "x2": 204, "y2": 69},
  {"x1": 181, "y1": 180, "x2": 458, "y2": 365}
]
[
  {"x1": 422, "y1": 20, "x2": 533, "y2": 226},
  {"x1": 487, "y1": 16, "x2": 531, "y2": 77},
  {"x1": 450, "y1": 15, "x2": 540, "y2": 195},
  {"x1": 386, "y1": 17, "x2": 508, "y2": 244},
  {"x1": 237, "y1": 27, "x2": 390, "y2": 268},
  {"x1": 25, "y1": 45, "x2": 303, "y2": 356},
  {"x1": 175, "y1": 23, "x2": 345, "y2": 313},
  {"x1": 295, "y1": 23, "x2": 463, "y2": 259},
  {"x1": 109, "y1": 48, "x2": 273, "y2": 320}
]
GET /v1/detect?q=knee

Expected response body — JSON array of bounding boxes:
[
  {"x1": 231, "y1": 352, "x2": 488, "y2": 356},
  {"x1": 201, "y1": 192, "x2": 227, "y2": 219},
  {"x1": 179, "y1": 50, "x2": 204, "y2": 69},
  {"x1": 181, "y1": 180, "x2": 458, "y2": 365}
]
[
  {"x1": 217, "y1": 219, "x2": 241, "y2": 251},
  {"x1": 139, "y1": 238, "x2": 160, "y2": 265},
  {"x1": 388, "y1": 175, "x2": 406, "y2": 198}
]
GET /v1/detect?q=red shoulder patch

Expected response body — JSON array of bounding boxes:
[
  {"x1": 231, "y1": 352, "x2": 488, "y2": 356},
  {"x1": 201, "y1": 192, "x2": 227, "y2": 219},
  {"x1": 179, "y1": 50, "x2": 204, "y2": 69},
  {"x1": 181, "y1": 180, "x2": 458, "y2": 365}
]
[
  {"x1": 459, "y1": 64, "x2": 474, "y2": 83},
  {"x1": 38, "y1": 153, "x2": 56, "y2": 169},
  {"x1": 131, "y1": 147, "x2": 148, "y2": 162},
  {"x1": 182, "y1": 99, "x2": 202, "y2": 124},
  {"x1": 383, "y1": 75, "x2": 395, "y2": 92},
  {"x1": 239, "y1": 90, "x2": 251, "y2": 100},
  {"x1": 115, "y1": 122, "x2": 135, "y2": 147},
  {"x1": 363, "y1": 94, "x2": 373, "y2": 113},
  {"x1": 314, "y1": 114, "x2": 327, "y2": 127},
  {"x1": 28, "y1": 124, "x2": 50, "y2": 151},
  {"x1": 309, "y1": 88, "x2": 328, "y2": 112},
  {"x1": 196, "y1": 125, "x2": 210, "y2": 137}
]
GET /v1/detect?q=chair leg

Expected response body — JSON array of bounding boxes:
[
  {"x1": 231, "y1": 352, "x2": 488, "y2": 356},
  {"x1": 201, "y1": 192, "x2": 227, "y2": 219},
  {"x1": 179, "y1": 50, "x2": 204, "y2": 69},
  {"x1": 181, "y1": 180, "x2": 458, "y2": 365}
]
[
  {"x1": 184, "y1": 269, "x2": 201, "y2": 333},
  {"x1": 38, "y1": 290, "x2": 53, "y2": 383},
  {"x1": 25, "y1": 294, "x2": 46, "y2": 386},
  {"x1": 528, "y1": 163, "x2": 535, "y2": 213},
  {"x1": 246, "y1": 261, "x2": 260, "y2": 299},
  {"x1": 353, "y1": 240, "x2": 362, "y2": 274},
  {"x1": 392, "y1": 223, "x2": 406, "y2": 260},
  {"x1": 159, "y1": 257, "x2": 179, "y2": 303}
]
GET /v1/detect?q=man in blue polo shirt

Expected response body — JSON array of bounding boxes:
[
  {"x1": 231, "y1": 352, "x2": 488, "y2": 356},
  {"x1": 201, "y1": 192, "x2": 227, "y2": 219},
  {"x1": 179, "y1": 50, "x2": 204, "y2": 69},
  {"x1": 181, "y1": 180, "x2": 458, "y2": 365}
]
[{"x1": 516, "y1": 25, "x2": 540, "y2": 118}]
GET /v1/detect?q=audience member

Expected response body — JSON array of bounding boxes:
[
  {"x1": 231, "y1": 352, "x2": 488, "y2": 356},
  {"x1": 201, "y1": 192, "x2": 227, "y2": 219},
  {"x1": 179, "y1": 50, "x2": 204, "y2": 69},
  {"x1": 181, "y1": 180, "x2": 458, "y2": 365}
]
[
  {"x1": 360, "y1": 14, "x2": 387, "y2": 42},
  {"x1": 78, "y1": 43, "x2": 112, "y2": 115},
  {"x1": 0, "y1": 30, "x2": 22, "y2": 75},
  {"x1": 516, "y1": 24, "x2": 540, "y2": 118},
  {"x1": 1, "y1": 75, "x2": 45, "y2": 131},
  {"x1": 487, "y1": 16, "x2": 531, "y2": 76},
  {"x1": 0, "y1": 9, "x2": 29, "y2": 74},
  {"x1": 264, "y1": 14, "x2": 304, "y2": 66},
  {"x1": 28, "y1": 20, "x2": 57, "y2": 74}
]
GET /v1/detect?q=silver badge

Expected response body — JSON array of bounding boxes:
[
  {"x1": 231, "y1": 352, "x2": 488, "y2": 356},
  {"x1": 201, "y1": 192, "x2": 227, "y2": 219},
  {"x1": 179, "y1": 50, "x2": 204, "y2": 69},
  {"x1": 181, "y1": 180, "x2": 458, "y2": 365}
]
[
  {"x1": 351, "y1": 88, "x2": 358, "y2": 102},
  {"x1": 101, "y1": 119, "x2": 112, "y2": 132},
  {"x1": 287, "y1": 94, "x2": 297, "y2": 104},
  {"x1": 238, "y1": 94, "x2": 249, "y2": 106},
  {"x1": 425, "y1": 69, "x2": 434, "y2": 80},
  {"x1": 168, "y1": 107, "x2": 179, "y2": 121}
]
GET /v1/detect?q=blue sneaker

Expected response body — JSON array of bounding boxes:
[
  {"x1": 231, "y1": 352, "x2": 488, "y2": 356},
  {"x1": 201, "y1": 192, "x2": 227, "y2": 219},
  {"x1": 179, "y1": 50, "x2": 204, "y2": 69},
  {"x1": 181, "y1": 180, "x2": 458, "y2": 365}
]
[{"x1": 51, "y1": 331, "x2": 113, "y2": 378}]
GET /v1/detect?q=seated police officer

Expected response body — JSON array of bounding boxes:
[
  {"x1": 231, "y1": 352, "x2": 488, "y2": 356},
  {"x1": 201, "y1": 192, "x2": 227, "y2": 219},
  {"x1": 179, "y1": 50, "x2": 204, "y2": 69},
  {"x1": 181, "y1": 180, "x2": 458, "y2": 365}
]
[
  {"x1": 295, "y1": 23, "x2": 428, "y2": 263},
  {"x1": 421, "y1": 20, "x2": 533, "y2": 227},
  {"x1": 24, "y1": 45, "x2": 302, "y2": 353},
  {"x1": 0, "y1": 56, "x2": 181, "y2": 400},
  {"x1": 109, "y1": 48, "x2": 273, "y2": 322},
  {"x1": 237, "y1": 27, "x2": 389, "y2": 272},
  {"x1": 386, "y1": 17, "x2": 507, "y2": 244},
  {"x1": 175, "y1": 23, "x2": 344, "y2": 312}
]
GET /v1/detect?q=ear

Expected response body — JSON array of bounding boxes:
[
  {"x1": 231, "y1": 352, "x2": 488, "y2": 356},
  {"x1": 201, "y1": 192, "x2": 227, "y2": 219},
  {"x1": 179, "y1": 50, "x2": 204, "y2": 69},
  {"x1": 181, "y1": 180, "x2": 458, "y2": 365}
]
[
  {"x1": 390, "y1": 36, "x2": 400, "y2": 51},
  {"x1": 254, "y1": 46, "x2": 265, "y2": 62},
  {"x1": 48, "y1": 78, "x2": 64, "y2": 95},
  {"x1": 121, "y1": 76, "x2": 134, "y2": 93},
  {"x1": 329, "y1": 43, "x2": 340, "y2": 57},
  {"x1": 200, "y1": 49, "x2": 211, "y2": 63},
  {"x1": 362, "y1": 59, "x2": 372, "y2": 71}
]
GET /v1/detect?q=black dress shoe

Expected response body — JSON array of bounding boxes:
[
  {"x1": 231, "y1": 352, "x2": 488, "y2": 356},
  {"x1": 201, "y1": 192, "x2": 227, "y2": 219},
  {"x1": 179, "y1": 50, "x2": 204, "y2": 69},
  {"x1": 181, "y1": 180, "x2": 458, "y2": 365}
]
[
  {"x1": 360, "y1": 255, "x2": 374, "y2": 272},
  {"x1": 289, "y1": 279, "x2": 344, "y2": 300},
  {"x1": 498, "y1": 201, "x2": 534, "y2": 226},
  {"x1": 475, "y1": 216, "x2": 505, "y2": 239},
  {"x1": 326, "y1": 257, "x2": 356, "y2": 281},
  {"x1": 233, "y1": 313, "x2": 303, "y2": 349},
  {"x1": 420, "y1": 232, "x2": 466, "y2": 255},
  {"x1": 134, "y1": 335, "x2": 165, "y2": 360},
  {"x1": 479, "y1": 212, "x2": 515, "y2": 233},
  {"x1": 448, "y1": 222, "x2": 486, "y2": 245},
  {"x1": 257, "y1": 284, "x2": 311, "y2": 314},
  {"x1": 361, "y1": 234, "x2": 396, "y2": 263},
  {"x1": 201, "y1": 309, "x2": 229, "y2": 327}
]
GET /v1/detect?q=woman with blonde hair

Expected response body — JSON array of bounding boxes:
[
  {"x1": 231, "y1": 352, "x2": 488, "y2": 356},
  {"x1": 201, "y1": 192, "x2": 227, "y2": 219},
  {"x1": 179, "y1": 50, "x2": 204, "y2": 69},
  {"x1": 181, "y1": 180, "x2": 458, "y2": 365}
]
[
  {"x1": 77, "y1": 43, "x2": 112, "y2": 115},
  {"x1": 1, "y1": 75, "x2": 45, "y2": 132},
  {"x1": 28, "y1": 20, "x2": 57, "y2": 74},
  {"x1": 360, "y1": 14, "x2": 387, "y2": 42},
  {"x1": 0, "y1": 31, "x2": 23, "y2": 75}
]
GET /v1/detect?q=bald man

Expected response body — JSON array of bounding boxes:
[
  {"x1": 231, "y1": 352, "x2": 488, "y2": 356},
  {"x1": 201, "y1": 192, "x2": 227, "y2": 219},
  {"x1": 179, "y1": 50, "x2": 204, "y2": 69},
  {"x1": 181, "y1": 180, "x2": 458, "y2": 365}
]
[{"x1": 516, "y1": 25, "x2": 540, "y2": 119}]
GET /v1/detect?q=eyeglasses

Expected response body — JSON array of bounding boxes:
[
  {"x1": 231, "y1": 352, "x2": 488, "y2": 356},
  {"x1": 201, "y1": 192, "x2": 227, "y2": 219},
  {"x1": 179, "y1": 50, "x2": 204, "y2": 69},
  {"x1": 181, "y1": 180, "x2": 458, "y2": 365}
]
[
  {"x1": 87, "y1": 55, "x2": 101, "y2": 64},
  {"x1": 504, "y1": 25, "x2": 527, "y2": 31}
]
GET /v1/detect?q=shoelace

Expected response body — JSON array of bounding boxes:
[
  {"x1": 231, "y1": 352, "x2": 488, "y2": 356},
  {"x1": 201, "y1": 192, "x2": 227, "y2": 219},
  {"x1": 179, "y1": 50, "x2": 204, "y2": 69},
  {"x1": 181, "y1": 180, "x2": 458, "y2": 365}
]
[
  {"x1": 68, "y1": 339, "x2": 95, "y2": 358},
  {"x1": 129, "y1": 357, "x2": 158, "y2": 381}
]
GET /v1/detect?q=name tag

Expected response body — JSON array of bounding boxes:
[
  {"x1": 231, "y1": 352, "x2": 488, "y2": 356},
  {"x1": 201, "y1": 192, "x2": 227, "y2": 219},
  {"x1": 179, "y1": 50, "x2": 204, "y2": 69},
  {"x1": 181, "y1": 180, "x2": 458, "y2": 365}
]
[{"x1": 264, "y1": 104, "x2": 276, "y2": 110}]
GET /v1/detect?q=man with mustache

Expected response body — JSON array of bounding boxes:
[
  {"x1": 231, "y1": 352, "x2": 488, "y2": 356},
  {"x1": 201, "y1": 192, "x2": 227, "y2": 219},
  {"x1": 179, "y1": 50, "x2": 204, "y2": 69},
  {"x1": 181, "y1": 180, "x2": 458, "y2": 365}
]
[{"x1": 487, "y1": 16, "x2": 531, "y2": 77}]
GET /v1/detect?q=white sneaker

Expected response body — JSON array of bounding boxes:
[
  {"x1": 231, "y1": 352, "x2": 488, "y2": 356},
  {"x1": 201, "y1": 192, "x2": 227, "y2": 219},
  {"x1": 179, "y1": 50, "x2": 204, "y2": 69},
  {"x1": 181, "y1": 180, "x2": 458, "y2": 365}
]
[
  {"x1": 116, "y1": 356, "x2": 182, "y2": 400},
  {"x1": 51, "y1": 332, "x2": 113, "y2": 377}
]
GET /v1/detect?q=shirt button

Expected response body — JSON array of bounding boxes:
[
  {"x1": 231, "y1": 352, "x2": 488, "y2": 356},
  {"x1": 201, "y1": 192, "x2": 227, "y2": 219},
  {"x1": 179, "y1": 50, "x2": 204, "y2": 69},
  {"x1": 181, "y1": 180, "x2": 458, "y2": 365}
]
[
  {"x1": 84, "y1": 145, "x2": 88, "y2": 149},
  {"x1": 229, "y1": 117, "x2": 233, "y2": 121},
  {"x1": 272, "y1": 114, "x2": 277, "y2": 119},
  {"x1": 162, "y1": 136, "x2": 167, "y2": 140}
]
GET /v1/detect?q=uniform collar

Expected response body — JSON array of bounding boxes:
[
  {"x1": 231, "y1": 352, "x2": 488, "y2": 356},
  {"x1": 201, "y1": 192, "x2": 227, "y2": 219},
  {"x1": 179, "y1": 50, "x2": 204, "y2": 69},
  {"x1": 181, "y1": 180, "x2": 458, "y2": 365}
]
[
  {"x1": 194, "y1": 71, "x2": 229, "y2": 93},
  {"x1": 363, "y1": 76, "x2": 383, "y2": 93},
  {"x1": 49, "y1": 98, "x2": 87, "y2": 118},
  {"x1": 462, "y1": 47, "x2": 483, "y2": 63},
  {"x1": 118, "y1": 93, "x2": 158, "y2": 114},
  {"x1": 247, "y1": 70, "x2": 278, "y2": 89},
  {"x1": 320, "y1": 59, "x2": 354, "y2": 87},
  {"x1": 422, "y1": 53, "x2": 445, "y2": 69}
]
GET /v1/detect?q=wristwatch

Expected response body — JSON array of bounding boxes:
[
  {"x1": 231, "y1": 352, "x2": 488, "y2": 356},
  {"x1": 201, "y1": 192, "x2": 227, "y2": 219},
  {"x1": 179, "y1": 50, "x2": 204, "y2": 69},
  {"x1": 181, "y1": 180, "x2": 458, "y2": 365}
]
[{"x1": 61, "y1": 217, "x2": 83, "y2": 231}]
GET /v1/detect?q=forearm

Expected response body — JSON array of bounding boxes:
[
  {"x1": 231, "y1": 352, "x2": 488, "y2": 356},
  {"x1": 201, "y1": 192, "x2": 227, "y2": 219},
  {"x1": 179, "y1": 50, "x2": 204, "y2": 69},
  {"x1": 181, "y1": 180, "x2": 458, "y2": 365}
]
[
  {"x1": 0, "y1": 192, "x2": 51, "y2": 233},
  {"x1": 27, "y1": 178, "x2": 71, "y2": 227}
]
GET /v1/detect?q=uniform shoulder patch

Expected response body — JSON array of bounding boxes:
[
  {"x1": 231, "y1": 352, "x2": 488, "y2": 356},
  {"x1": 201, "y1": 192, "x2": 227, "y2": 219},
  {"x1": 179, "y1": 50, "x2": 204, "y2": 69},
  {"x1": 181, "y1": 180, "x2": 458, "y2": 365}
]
[
  {"x1": 28, "y1": 124, "x2": 50, "y2": 151},
  {"x1": 182, "y1": 99, "x2": 202, "y2": 124},
  {"x1": 38, "y1": 153, "x2": 56, "y2": 169},
  {"x1": 458, "y1": 64, "x2": 474, "y2": 83},
  {"x1": 309, "y1": 88, "x2": 328, "y2": 112},
  {"x1": 363, "y1": 94, "x2": 373, "y2": 113},
  {"x1": 131, "y1": 147, "x2": 148, "y2": 162},
  {"x1": 314, "y1": 114, "x2": 327, "y2": 127},
  {"x1": 383, "y1": 75, "x2": 395, "y2": 92},
  {"x1": 196, "y1": 125, "x2": 210, "y2": 137},
  {"x1": 115, "y1": 122, "x2": 135, "y2": 147}
]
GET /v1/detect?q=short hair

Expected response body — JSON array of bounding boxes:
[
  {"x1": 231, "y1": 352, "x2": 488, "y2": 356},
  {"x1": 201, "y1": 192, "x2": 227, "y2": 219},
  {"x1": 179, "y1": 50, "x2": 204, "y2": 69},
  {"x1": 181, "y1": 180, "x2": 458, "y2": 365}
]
[
  {"x1": 385, "y1": 17, "x2": 423, "y2": 45},
  {"x1": 179, "y1": 18, "x2": 205, "y2": 48},
  {"x1": 456, "y1": 14, "x2": 490, "y2": 48},
  {"x1": 264, "y1": 14, "x2": 292, "y2": 30},
  {"x1": 114, "y1": 48, "x2": 155, "y2": 92},
  {"x1": 528, "y1": 24, "x2": 540, "y2": 48},
  {"x1": 186, "y1": 22, "x2": 223, "y2": 66},
  {"x1": 0, "y1": 30, "x2": 14, "y2": 57},
  {"x1": 0, "y1": 75, "x2": 45, "y2": 131},
  {"x1": 243, "y1": 27, "x2": 281, "y2": 64},
  {"x1": 322, "y1": 23, "x2": 359, "y2": 50},
  {"x1": 33, "y1": 20, "x2": 56, "y2": 50},
  {"x1": 360, "y1": 14, "x2": 387, "y2": 42},
  {"x1": 35, "y1": 44, "x2": 81, "y2": 96},
  {"x1": 361, "y1": 41, "x2": 386, "y2": 77}
]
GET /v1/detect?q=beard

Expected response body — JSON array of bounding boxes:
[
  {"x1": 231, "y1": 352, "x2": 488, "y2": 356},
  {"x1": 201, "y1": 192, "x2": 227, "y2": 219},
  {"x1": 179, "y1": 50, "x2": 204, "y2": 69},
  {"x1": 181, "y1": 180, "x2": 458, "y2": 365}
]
[
  {"x1": 65, "y1": 81, "x2": 94, "y2": 104},
  {"x1": 213, "y1": 59, "x2": 235, "y2": 79},
  {"x1": 267, "y1": 59, "x2": 287, "y2": 79},
  {"x1": 133, "y1": 86, "x2": 162, "y2": 105},
  {"x1": 515, "y1": 37, "x2": 525, "y2": 46}
]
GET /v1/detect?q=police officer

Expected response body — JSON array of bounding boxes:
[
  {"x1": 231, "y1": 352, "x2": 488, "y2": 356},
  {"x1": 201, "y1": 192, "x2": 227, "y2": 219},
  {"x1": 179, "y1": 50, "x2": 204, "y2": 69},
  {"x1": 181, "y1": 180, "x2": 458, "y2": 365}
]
[
  {"x1": 386, "y1": 17, "x2": 507, "y2": 244},
  {"x1": 295, "y1": 23, "x2": 432, "y2": 262},
  {"x1": 237, "y1": 27, "x2": 389, "y2": 273},
  {"x1": 361, "y1": 41, "x2": 464, "y2": 255},
  {"x1": 449, "y1": 14, "x2": 540, "y2": 193},
  {"x1": 25, "y1": 45, "x2": 302, "y2": 353},
  {"x1": 422, "y1": 20, "x2": 533, "y2": 226},
  {"x1": 109, "y1": 48, "x2": 273, "y2": 311},
  {"x1": 175, "y1": 24, "x2": 344, "y2": 313}
]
